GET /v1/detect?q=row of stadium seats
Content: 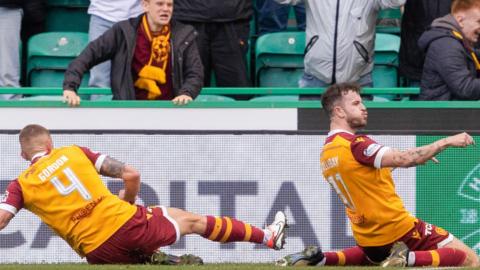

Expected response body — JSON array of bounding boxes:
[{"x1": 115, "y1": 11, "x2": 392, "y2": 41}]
[
  {"x1": 25, "y1": 31, "x2": 400, "y2": 89},
  {"x1": 25, "y1": 1, "x2": 401, "y2": 89},
  {"x1": 256, "y1": 32, "x2": 400, "y2": 88}
]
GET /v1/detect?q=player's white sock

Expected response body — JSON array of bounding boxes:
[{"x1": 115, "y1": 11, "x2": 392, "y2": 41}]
[{"x1": 407, "y1": 251, "x2": 415, "y2": 266}]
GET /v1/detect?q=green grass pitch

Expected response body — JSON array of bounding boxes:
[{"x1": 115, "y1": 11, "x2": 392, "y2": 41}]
[
  {"x1": 0, "y1": 264, "x2": 384, "y2": 270},
  {"x1": 1, "y1": 264, "x2": 480, "y2": 269}
]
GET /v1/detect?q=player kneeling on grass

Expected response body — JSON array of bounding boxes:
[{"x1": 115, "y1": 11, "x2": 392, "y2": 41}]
[
  {"x1": 0, "y1": 124, "x2": 287, "y2": 264},
  {"x1": 277, "y1": 83, "x2": 479, "y2": 268}
]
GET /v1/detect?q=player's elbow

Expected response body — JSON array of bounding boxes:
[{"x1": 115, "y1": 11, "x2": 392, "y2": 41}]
[
  {"x1": 123, "y1": 165, "x2": 140, "y2": 184},
  {"x1": 0, "y1": 212, "x2": 13, "y2": 231},
  {"x1": 0, "y1": 220, "x2": 7, "y2": 231}
]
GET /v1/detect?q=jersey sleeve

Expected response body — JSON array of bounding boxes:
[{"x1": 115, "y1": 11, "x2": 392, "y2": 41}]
[
  {"x1": 0, "y1": 180, "x2": 24, "y2": 215},
  {"x1": 350, "y1": 135, "x2": 390, "y2": 168},
  {"x1": 79, "y1": 146, "x2": 107, "y2": 173}
]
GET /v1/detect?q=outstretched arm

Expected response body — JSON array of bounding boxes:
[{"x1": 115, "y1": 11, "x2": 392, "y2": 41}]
[
  {"x1": 100, "y1": 156, "x2": 140, "y2": 204},
  {"x1": 0, "y1": 209, "x2": 14, "y2": 231},
  {"x1": 381, "y1": 132, "x2": 475, "y2": 168}
]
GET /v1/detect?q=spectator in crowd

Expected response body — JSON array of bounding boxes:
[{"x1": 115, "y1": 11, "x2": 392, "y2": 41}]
[
  {"x1": 418, "y1": 0, "x2": 480, "y2": 100},
  {"x1": 399, "y1": 0, "x2": 452, "y2": 87},
  {"x1": 173, "y1": 0, "x2": 252, "y2": 88},
  {"x1": 87, "y1": 0, "x2": 143, "y2": 91},
  {"x1": 0, "y1": 1, "x2": 23, "y2": 97},
  {"x1": 257, "y1": 0, "x2": 306, "y2": 35},
  {"x1": 0, "y1": 0, "x2": 46, "y2": 99},
  {"x1": 63, "y1": 0, "x2": 203, "y2": 106},
  {"x1": 274, "y1": 0, "x2": 405, "y2": 88},
  {"x1": 276, "y1": 83, "x2": 479, "y2": 267},
  {"x1": 0, "y1": 124, "x2": 287, "y2": 264}
]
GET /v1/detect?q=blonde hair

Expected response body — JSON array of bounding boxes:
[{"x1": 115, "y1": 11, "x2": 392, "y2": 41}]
[{"x1": 19, "y1": 124, "x2": 51, "y2": 158}]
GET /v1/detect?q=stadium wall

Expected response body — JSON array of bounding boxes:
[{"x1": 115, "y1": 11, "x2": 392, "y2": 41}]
[{"x1": 0, "y1": 107, "x2": 478, "y2": 263}]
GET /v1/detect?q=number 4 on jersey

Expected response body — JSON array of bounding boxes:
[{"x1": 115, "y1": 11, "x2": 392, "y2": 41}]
[{"x1": 51, "y1": 168, "x2": 92, "y2": 200}]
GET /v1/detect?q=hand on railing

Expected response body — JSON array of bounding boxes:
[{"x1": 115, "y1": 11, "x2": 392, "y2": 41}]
[
  {"x1": 172, "y1": 94, "x2": 192, "y2": 106},
  {"x1": 63, "y1": 89, "x2": 81, "y2": 107}
]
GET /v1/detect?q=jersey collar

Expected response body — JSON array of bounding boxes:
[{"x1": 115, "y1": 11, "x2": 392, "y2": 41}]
[
  {"x1": 30, "y1": 151, "x2": 49, "y2": 164},
  {"x1": 327, "y1": 129, "x2": 354, "y2": 137}
]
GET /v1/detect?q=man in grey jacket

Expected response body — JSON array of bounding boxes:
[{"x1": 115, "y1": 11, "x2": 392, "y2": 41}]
[{"x1": 274, "y1": 0, "x2": 405, "y2": 87}]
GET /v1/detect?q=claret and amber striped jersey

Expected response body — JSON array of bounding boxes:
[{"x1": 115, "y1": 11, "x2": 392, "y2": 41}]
[
  {"x1": 321, "y1": 130, "x2": 416, "y2": 247},
  {"x1": 0, "y1": 145, "x2": 137, "y2": 256}
]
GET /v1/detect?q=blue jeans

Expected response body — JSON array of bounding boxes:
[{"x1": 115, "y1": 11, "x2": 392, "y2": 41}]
[
  {"x1": 299, "y1": 72, "x2": 374, "y2": 88},
  {"x1": 256, "y1": 0, "x2": 306, "y2": 35},
  {"x1": 88, "y1": 15, "x2": 114, "y2": 88}
]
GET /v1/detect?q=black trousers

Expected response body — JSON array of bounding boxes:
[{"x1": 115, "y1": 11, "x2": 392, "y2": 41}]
[{"x1": 183, "y1": 20, "x2": 251, "y2": 87}]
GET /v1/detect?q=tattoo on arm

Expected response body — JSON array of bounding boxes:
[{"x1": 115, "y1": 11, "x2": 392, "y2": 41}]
[
  {"x1": 396, "y1": 143, "x2": 442, "y2": 166},
  {"x1": 100, "y1": 156, "x2": 125, "y2": 178}
]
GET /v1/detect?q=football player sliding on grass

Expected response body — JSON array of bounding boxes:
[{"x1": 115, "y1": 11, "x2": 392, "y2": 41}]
[
  {"x1": 0, "y1": 124, "x2": 287, "y2": 264},
  {"x1": 277, "y1": 83, "x2": 479, "y2": 267}
]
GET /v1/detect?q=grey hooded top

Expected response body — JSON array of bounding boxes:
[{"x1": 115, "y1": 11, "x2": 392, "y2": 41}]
[{"x1": 274, "y1": 0, "x2": 405, "y2": 84}]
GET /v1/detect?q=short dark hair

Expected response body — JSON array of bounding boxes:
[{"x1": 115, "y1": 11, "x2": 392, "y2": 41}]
[
  {"x1": 321, "y1": 83, "x2": 362, "y2": 117},
  {"x1": 452, "y1": 0, "x2": 480, "y2": 13},
  {"x1": 19, "y1": 124, "x2": 50, "y2": 145}
]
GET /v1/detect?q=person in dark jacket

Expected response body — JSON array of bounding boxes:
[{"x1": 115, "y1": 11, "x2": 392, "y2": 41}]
[
  {"x1": 63, "y1": 0, "x2": 203, "y2": 106},
  {"x1": 173, "y1": 0, "x2": 252, "y2": 88},
  {"x1": 399, "y1": 0, "x2": 452, "y2": 87},
  {"x1": 418, "y1": 0, "x2": 480, "y2": 100}
]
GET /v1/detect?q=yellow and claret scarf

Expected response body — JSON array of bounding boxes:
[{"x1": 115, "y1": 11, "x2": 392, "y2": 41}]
[
  {"x1": 134, "y1": 15, "x2": 171, "y2": 99},
  {"x1": 452, "y1": 30, "x2": 480, "y2": 72}
]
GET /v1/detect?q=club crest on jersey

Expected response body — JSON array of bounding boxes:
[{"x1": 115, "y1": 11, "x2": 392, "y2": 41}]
[
  {"x1": 411, "y1": 229, "x2": 421, "y2": 239},
  {"x1": 355, "y1": 137, "x2": 365, "y2": 143},
  {"x1": 364, "y1": 144, "x2": 381, "y2": 157}
]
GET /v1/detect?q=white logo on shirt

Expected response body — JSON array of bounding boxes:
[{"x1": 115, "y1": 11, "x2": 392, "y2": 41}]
[
  {"x1": 0, "y1": 191, "x2": 8, "y2": 203},
  {"x1": 364, "y1": 144, "x2": 382, "y2": 157}
]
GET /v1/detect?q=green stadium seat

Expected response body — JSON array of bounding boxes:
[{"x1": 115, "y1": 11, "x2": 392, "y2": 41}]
[
  {"x1": 249, "y1": 95, "x2": 299, "y2": 102},
  {"x1": 46, "y1": 0, "x2": 90, "y2": 32},
  {"x1": 27, "y1": 32, "x2": 89, "y2": 90},
  {"x1": 195, "y1": 94, "x2": 236, "y2": 102},
  {"x1": 376, "y1": 8, "x2": 402, "y2": 35},
  {"x1": 373, "y1": 33, "x2": 400, "y2": 100},
  {"x1": 255, "y1": 31, "x2": 305, "y2": 87}
]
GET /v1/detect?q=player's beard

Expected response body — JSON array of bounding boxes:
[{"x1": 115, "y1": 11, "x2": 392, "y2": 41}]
[{"x1": 347, "y1": 116, "x2": 367, "y2": 130}]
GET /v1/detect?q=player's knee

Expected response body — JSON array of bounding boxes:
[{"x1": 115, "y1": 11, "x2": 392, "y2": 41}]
[
  {"x1": 472, "y1": 255, "x2": 480, "y2": 267},
  {"x1": 189, "y1": 215, "x2": 207, "y2": 234},
  {"x1": 462, "y1": 252, "x2": 480, "y2": 267},
  {"x1": 178, "y1": 214, "x2": 205, "y2": 235}
]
